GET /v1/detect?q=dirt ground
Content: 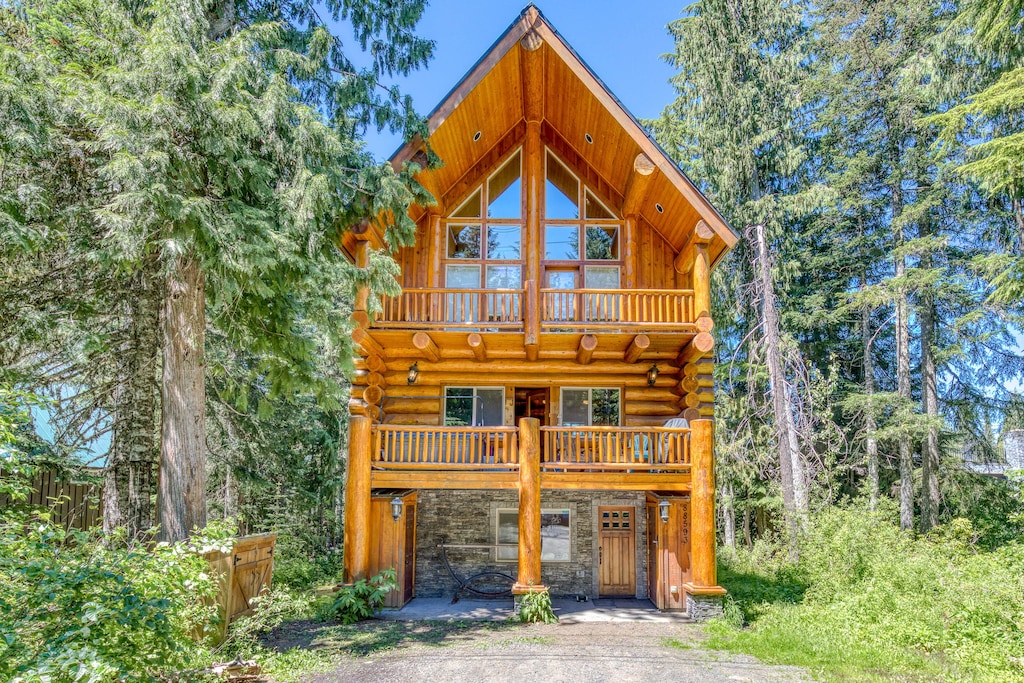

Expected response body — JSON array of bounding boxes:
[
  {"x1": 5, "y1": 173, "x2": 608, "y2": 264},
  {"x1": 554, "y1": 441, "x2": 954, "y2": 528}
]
[{"x1": 266, "y1": 619, "x2": 817, "y2": 683}]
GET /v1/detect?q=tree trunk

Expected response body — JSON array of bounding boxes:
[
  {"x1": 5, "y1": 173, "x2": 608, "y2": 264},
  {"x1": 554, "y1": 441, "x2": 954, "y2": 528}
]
[
  {"x1": 157, "y1": 256, "x2": 207, "y2": 542},
  {"x1": 861, "y1": 292, "x2": 879, "y2": 510},
  {"x1": 103, "y1": 269, "x2": 160, "y2": 540},
  {"x1": 722, "y1": 479, "x2": 736, "y2": 549},
  {"x1": 894, "y1": 194, "x2": 914, "y2": 532},
  {"x1": 919, "y1": 215, "x2": 940, "y2": 533},
  {"x1": 753, "y1": 223, "x2": 807, "y2": 551},
  {"x1": 742, "y1": 506, "x2": 752, "y2": 548}
]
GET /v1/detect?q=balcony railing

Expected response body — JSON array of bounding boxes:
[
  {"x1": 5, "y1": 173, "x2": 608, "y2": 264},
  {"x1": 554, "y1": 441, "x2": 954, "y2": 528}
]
[
  {"x1": 373, "y1": 287, "x2": 696, "y2": 332},
  {"x1": 373, "y1": 425, "x2": 519, "y2": 469},
  {"x1": 540, "y1": 289, "x2": 695, "y2": 330},
  {"x1": 541, "y1": 426, "x2": 690, "y2": 471},
  {"x1": 376, "y1": 288, "x2": 524, "y2": 329},
  {"x1": 370, "y1": 425, "x2": 689, "y2": 472}
]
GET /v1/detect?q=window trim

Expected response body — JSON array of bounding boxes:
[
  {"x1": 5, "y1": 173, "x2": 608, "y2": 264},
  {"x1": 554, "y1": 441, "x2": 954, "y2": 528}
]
[
  {"x1": 442, "y1": 386, "x2": 506, "y2": 427},
  {"x1": 558, "y1": 386, "x2": 622, "y2": 427}
]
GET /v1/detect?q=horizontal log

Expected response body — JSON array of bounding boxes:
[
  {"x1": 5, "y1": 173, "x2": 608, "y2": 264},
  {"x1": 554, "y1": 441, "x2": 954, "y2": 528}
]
[
  {"x1": 678, "y1": 377, "x2": 700, "y2": 394},
  {"x1": 624, "y1": 401, "x2": 685, "y2": 417},
  {"x1": 383, "y1": 358, "x2": 684, "y2": 375},
  {"x1": 624, "y1": 387, "x2": 683, "y2": 402},
  {"x1": 366, "y1": 372, "x2": 386, "y2": 388},
  {"x1": 467, "y1": 333, "x2": 487, "y2": 362},
  {"x1": 576, "y1": 334, "x2": 598, "y2": 365},
  {"x1": 412, "y1": 332, "x2": 441, "y2": 362},
  {"x1": 695, "y1": 315, "x2": 714, "y2": 333},
  {"x1": 683, "y1": 408, "x2": 701, "y2": 423},
  {"x1": 675, "y1": 333, "x2": 714, "y2": 367},
  {"x1": 380, "y1": 384, "x2": 448, "y2": 398},
  {"x1": 380, "y1": 397, "x2": 440, "y2": 414},
  {"x1": 362, "y1": 385, "x2": 384, "y2": 405},
  {"x1": 682, "y1": 361, "x2": 714, "y2": 378},
  {"x1": 348, "y1": 399, "x2": 382, "y2": 421},
  {"x1": 623, "y1": 334, "x2": 651, "y2": 364},
  {"x1": 383, "y1": 414, "x2": 441, "y2": 426},
  {"x1": 352, "y1": 327, "x2": 385, "y2": 358},
  {"x1": 377, "y1": 372, "x2": 686, "y2": 387},
  {"x1": 682, "y1": 392, "x2": 701, "y2": 409},
  {"x1": 366, "y1": 356, "x2": 387, "y2": 374}
]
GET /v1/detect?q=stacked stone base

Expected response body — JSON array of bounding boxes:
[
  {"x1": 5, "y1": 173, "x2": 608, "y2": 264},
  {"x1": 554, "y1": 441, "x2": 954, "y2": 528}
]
[{"x1": 685, "y1": 592, "x2": 724, "y2": 621}]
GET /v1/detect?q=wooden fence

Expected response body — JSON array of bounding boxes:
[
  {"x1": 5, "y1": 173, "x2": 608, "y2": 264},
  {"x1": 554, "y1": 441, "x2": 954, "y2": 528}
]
[{"x1": 0, "y1": 468, "x2": 103, "y2": 530}]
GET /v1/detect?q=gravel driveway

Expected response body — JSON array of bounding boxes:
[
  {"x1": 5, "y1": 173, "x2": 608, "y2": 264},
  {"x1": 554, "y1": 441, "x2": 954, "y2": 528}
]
[{"x1": 276, "y1": 620, "x2": 817, "y2": 683}]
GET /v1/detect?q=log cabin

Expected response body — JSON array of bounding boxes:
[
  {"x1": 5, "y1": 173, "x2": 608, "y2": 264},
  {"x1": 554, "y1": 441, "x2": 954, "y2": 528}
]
[{"x1": 342, "y1": 5, "x2": 737, "y2": 617}]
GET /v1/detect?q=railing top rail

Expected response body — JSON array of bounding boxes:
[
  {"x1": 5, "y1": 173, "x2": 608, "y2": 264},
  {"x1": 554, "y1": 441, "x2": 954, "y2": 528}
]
[
  {"x1": 541, "y1": 426, "x2": 691, "y2": 433},
  {"x1": 374, "y1": 425, "x2": 518, "y2": 433},
  {"x1": 539, "y1": 288, "x2": 695, "y2": 295},
  {"x1": 383, "y1": 288, "x2": 526, "y2": 295}
]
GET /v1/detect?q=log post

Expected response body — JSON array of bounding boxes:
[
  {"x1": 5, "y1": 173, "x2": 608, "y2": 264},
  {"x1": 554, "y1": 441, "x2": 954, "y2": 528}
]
[
  {"x1": 693, "y1": 242, "x2": 711, "y2": 321},
  {"x1": 525, "y1": 279, "x2": 540, "y2": 361},
  {"x1": 353, "y1": 239, "x2": 369, "y2": 319},
  {"x1": 687, "y1": 419, "x2": 723, "y2": 593},
  {"x1": 343, "y1": 415, "x2": 372, "y2": 583},
  {"x1": 513, "y1": 417, "x2": 544, "y2": 593}
]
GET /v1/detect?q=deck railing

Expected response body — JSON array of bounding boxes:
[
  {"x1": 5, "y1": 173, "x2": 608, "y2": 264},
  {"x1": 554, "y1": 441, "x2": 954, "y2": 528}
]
[
  {"x1": 540, "y1": 289, "x2": 695, "y2": 330},
  {"x1": 376, "y1": 288, "x2": 524, "y2": 329},
  {"x1": 370, "y1": 425, "x2": 690, "y2": 473},
  {"x1": 540, "y1": 426, "x2": 690, "y2": 471},
  {"x1": 373, "y1": 425, "x2": 520, "y2": 469},
  {"x1": 372, "y1": 287, "x2": 695, "y2": 331}
]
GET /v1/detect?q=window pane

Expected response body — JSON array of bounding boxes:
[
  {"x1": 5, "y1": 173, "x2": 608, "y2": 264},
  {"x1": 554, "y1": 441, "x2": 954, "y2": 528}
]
[
  {"x1": 584, "y1": 190, "x2": 614, "y2": 219},
  {"x1": 545, "y1": 226, "x2": 579, "y2": 260},
  {"x1": 562, "y1": 389, "x2": 589, "y2": 426},
  {"x1": 591, "y1": 389, "x2": 620, "y2": 426},
  {"x1": 446, "y1": 265, "x2": 481, "y2": 322},
  {"x1": 477, "y1": 389, "x2": 504, "y2": 426},
  {"x1": 488, "y1": 152, "x2": 521, "y2": 219},
  {"x1": 445, "y1": 387, "x2": 474, "y2": 426},
  {"x1": 546, "y1": 153, "x2": 579, "y2": 218},
  {"x1": 497, "y1": 510, "x2": 518, "y2": 560},
  {"x1": 486, "y1": 265, "x2": 521, "y2": 289},
  {"x1": 448, "y1": 224, "x2": 481, "y2": 258},
  {"x1": 585, "y1": 266, "x2": 620, "y2": 288},
  {"x1": 446, "y1": 264, "x2": 481, "y2": 287},
  {"x1": 451, "y1": 189, "x2": 482, "y2": 218},
  {"x1": 585, "y1": 225, "x2": 618, "y2": 260},
  {"x1": 487, "y1": 225, "x2": 521, "y2": 260}
]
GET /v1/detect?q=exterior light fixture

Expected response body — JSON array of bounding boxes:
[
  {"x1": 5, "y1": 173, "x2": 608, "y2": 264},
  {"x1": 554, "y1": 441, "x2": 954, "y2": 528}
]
[
  {"x1": 647, "y1": 364, "x2": 659, "y2": 386},
  {"x1": 659, "y1": 499, "x2": 671, "y2": 523},
  {"x1": 407, "y1": 362, "x2": 419, "y2": 385},
  {"x1": 391, "y1": 496, "x2": 403, "y2": 522}
]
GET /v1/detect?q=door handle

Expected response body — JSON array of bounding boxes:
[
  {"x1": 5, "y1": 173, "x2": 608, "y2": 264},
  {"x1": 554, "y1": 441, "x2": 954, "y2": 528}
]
[{"x1": 599, "y1": 546, "x2": 602, "y2": 565}]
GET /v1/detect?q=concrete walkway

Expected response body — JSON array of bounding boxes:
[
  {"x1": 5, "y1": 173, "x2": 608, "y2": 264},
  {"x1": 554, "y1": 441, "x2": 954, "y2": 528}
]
[{"x1": 380, "y1": 597, "x2": 693, "y2": 623}]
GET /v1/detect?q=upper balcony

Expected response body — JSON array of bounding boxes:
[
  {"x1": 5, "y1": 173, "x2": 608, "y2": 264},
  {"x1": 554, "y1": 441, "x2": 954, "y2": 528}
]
[{"x1": 374, "y1": 286, "x2": 698, "y2": 334}]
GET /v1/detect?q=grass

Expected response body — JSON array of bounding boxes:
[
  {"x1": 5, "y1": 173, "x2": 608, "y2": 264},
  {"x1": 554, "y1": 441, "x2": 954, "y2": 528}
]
[{"x1": 681, "y1": 507, "x2": 1024, "y2": 683}]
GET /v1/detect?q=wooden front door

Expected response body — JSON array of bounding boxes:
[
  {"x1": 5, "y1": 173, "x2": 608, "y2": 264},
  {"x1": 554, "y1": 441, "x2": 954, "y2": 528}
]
[{"x1": 598, "y1": 506, "x2": 636, "y2": 596}]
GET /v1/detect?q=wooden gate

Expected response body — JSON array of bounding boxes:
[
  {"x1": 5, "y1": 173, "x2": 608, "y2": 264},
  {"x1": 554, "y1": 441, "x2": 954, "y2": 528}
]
[
  {"x1": 598, "y1": 506, "x2": 636, "y2": 596},
  {"x1": 204, "y1": 533, "x2": 277, "y2": 642}
]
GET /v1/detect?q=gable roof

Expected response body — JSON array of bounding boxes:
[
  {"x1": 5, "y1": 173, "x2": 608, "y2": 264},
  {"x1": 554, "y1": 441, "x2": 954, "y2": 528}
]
[{"x1": 382, "y1": 4, "x2": 738, "y2": 266}]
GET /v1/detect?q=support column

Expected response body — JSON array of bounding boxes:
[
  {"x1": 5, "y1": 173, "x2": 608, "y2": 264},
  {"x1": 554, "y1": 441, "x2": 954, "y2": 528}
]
[
  {"x1": 343, "y1": 415, "x2": 372, "y2": 583},
  {"x1": 513, "y1": 417, "x2": 544, "y2": 593},
  {"x1": 351, "y1": 238, "x2": 370, "y2": 329},
  {"x1": 684, "y1": 418, "x2": 725, "y2": 600},
  {"x1": 693, "y1": 242, "x2": 711, "y2": 321}
]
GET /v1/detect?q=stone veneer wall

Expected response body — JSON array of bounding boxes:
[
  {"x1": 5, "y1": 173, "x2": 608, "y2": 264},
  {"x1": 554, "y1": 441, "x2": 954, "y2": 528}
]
[
  {"x1": 414, "y1": 489, "x2": 647, "y2": 599},
  {"x1": 685, "y1": 593, "x2": 724, "y2": 621}
]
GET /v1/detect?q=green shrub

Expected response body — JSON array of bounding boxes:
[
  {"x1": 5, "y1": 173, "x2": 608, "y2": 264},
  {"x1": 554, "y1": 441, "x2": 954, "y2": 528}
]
[
  {"x1": 319, "y1": 569, "x2": 397, "y2": 624},
  {"x1": 0, "y1": 513, "x2": 226, "y2": 682},
  {"x1": 517, "y1": 588, "x2": 558, "y2": 624},
  {"x1": 707, "y1": 503, "x2": 1024, "y2": 682}
]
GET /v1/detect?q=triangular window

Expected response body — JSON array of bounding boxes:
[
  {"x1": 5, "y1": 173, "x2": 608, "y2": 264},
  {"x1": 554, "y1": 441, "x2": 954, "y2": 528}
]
[
  {"x1": 488, "y1": 152, "x2": 521, "y2": 219},
  {"x1": 545, "y1": 152, "x2": 579, "y2": 219}
]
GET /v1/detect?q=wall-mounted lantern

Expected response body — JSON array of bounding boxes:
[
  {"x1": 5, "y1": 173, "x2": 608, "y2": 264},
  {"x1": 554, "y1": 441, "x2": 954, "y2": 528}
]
[
  {"x1": 659, "y1": 499, "x2": 671, "y2": 523},
  {"x1": 391, "y1": 496, "x2": 404, "y2": 522},
  {"x1": 407, "y1": 362, "x2": 419, "y2": 385},
  {"x1": 647, "y1": 364, "x2": 659, "y2": 386}
]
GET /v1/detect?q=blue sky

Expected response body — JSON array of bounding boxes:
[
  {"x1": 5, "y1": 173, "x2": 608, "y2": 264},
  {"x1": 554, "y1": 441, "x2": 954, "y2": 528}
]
[{"x1": 353, "y1": 0, "x2": 694, "y2": 160}]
